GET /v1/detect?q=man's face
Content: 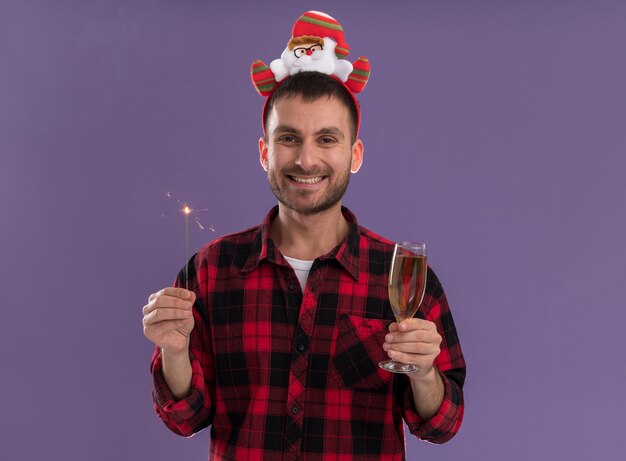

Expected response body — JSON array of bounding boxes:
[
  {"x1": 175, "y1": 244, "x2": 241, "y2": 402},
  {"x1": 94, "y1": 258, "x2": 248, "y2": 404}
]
[{"x1": 259, "y1": 95, "x2": 363, "y2": 216}]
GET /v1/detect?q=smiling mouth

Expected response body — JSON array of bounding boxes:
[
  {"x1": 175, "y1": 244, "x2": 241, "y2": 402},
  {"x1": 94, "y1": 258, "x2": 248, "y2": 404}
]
[{"x1": 288, "y1": 175, "x2": 326, "y2": 184}]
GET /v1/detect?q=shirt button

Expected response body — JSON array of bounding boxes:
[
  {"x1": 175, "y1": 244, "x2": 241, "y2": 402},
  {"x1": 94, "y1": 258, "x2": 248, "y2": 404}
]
[
  {"x1": 291, "y1": 406, "x2": 299, "y2": 414},
  {"x1": 288, "y1": 283, "x2": 297, "y2": 290},
  {"x1": 297, "y1": 343, "x2": 305, "y2": 352}
]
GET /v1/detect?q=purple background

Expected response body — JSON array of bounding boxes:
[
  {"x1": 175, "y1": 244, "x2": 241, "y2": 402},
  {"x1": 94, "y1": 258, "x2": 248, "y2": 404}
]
[{"x1": 1, "y1": 1, "x2": 625, "y2": 459}]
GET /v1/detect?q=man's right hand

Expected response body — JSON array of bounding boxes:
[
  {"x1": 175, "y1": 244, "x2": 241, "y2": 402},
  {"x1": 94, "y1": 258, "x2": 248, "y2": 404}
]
[{"x1": 142, "y1": 287, "x2": 196, "y2": 355}]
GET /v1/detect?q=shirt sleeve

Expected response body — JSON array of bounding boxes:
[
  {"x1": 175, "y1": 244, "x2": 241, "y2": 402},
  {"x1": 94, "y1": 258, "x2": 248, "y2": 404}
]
[
  {"x1": 401, "y1": 268, "x2": 466, "y2": 443},
  {"x1": 150, "y1": 253, "x2": 216, "y2": 437}
]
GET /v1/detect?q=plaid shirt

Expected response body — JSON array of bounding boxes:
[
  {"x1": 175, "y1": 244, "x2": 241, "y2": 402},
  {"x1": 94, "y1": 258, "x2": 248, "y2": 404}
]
[{"x1": 151, "y1": 206, "x2": 466, "y2": 460}]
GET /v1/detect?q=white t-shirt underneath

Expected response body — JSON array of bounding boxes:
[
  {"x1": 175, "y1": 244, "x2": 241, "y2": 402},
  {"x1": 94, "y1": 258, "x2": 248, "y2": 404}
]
[{"x1": 284, "y1": 255, "x2": 314, "y2": 291}]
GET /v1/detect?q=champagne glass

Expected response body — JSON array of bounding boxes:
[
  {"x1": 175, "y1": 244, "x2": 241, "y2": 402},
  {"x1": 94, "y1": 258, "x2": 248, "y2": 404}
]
[{"x1": 379, "y1": 242, "x2": 427, "y2": 374}]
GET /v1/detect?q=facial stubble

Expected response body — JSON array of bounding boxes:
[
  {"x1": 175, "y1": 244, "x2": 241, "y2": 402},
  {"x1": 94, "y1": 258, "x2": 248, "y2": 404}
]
[{"x1": 267, "y1": 164, "x2": 351, "y2": 216}]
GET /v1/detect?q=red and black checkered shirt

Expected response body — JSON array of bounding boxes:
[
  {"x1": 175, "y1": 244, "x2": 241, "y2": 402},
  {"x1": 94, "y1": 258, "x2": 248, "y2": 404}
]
[{"x1": 151, "y1": 206, "x2": 466, "y2": 460}]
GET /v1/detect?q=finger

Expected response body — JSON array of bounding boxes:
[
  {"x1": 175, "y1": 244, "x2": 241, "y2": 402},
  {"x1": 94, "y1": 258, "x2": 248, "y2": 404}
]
[
  {"x1": 154, "y1": 294, "x2": 194, "y2": 310},
  {"x1": 144, "y1": 294, "x2": 193, "y2": 315},
  {"x1": 398, "y1": 318, "x2": 435, "y2": 332},
  {"x1": 386, "y1": 348, "x2": 438, "y2": 367},
  {"x1": 148, "y1": 287, "x2": 193, "y2": 303},
  {"x1": 384, "y1": 340, "x2": 440, "y2": 356},
  {"x1": 143, "y1": 306, "x2": 193, "y2": 325},
  {"x1": 143, "y1": 319, "x2": 191, "y2": 341},
  {"x1": 386, "y1": 329, "x2": 440, "y2": 345}
]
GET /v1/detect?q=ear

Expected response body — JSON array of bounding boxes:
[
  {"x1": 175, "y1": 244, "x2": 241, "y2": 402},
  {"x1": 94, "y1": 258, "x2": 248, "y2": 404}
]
[
  {"x1": 259, "y1": 137, "x2": 269, "y2": 172},
  {"x1": 350, "y1": 139, "x2": 364, "y2": 174}
]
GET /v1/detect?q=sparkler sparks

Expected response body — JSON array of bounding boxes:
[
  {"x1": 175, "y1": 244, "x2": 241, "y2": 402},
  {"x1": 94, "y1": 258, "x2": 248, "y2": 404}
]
[{"x1": 162, "y1": 191, "x2": 216, "y2": 290}]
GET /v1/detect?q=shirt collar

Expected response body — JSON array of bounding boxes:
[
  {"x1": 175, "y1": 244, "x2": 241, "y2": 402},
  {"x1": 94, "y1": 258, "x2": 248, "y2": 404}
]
[{"x1": 242, "y1": 206, "x2": 361, "y2": 280}]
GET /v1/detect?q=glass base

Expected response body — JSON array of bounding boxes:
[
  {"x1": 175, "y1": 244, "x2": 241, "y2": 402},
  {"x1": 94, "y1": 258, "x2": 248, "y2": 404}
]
[{"x1": 378, "y1": 360, "x2": 419, "y2": 374}]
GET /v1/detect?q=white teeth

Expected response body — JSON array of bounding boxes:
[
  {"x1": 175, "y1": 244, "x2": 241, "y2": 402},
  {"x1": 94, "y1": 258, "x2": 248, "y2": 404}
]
[{"x1": 291, "y1": 176, "x2": 324, "y2": 184}]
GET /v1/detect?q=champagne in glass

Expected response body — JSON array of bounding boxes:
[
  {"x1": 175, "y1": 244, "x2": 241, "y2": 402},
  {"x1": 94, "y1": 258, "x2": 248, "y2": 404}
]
[{"x1": 379, "y1": 242, "x2": 427, "y2": 374}]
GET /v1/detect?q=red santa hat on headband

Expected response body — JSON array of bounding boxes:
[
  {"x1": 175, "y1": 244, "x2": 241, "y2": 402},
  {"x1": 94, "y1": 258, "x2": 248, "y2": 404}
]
[{"x1": 292, "y1": 10, "x2": 350, "y2": 59}]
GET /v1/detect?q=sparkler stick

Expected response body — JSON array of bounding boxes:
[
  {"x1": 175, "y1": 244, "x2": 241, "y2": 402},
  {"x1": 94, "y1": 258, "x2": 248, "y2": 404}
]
[{"x1": 184, "y1": 205, "x2": 191, "y2": 290}]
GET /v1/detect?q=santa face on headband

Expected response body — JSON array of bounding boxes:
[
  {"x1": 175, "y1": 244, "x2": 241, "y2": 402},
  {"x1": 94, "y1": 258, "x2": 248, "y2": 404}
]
[{"x1": 270, "y1": 36, "x2": 353, "y2": 83}]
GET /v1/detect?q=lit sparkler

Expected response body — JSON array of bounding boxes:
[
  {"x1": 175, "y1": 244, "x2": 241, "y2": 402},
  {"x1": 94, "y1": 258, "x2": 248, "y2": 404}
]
[
  {"x1": 163, "y1": 192, "x2": 215, "y2": 289},
  {"x1": 184, "y1": 205, "x2": 191, "y2": 289}
]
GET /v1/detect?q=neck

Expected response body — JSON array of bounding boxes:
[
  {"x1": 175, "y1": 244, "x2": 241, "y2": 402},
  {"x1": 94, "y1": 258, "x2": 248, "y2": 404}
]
[{"x1": 270, "y1": 202, "x2": 349, "y2": 260}]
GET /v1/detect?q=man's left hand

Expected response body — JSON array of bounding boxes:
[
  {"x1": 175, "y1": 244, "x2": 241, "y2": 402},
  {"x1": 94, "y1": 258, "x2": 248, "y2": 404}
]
[{"x1": 383, "y1": 318, "x2": 442, "y2": 379}]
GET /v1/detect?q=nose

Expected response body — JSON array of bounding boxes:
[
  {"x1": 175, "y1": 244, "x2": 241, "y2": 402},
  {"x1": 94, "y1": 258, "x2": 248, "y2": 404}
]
[
  {"x1": 294, "y1": 140, "x2": 317, "y2": 170},
  {"x1": 306, "y1": 49, "x2": 313, "y2": 56}
]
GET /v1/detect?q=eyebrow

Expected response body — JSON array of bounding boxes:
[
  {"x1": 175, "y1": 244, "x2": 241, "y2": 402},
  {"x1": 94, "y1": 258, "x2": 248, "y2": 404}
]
[{"x1": 273, "y1": 125, "x2": 345, "y2": 140}]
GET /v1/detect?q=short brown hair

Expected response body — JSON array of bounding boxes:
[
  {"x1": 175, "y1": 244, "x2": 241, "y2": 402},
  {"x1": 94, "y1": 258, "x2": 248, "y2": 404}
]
[{"x1": 263, "y1": 72, "x2": 359, "y2": 142}]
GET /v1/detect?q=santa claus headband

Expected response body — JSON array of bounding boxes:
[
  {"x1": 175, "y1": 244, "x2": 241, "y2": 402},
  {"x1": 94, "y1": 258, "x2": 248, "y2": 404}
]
[{"x1": 251, "y1": 10, "x2": 371, "y2": 136}]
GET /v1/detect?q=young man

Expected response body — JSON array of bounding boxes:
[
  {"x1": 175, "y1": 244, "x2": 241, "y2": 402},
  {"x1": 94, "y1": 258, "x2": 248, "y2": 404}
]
[{"x1": 142, "y1": 12, "x2": 465, "y2": 461}]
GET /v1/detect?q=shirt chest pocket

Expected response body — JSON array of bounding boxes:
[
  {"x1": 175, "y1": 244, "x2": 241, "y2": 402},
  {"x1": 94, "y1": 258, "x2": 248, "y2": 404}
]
[{"x1": 331, "y1": 315, "x2": 394, "y2": 390}]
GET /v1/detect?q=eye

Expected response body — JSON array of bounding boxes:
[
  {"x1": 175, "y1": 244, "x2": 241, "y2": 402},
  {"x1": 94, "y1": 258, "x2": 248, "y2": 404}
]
[
  {"x1": 294, "y1": 48, "x2": 306, "y2": 58},
  {"x1": 319, "y1": 136, "x2": 336, "y2": 144},
  {"x1": 278, "y1": 135, "x2": 298, "y2": 143}
]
